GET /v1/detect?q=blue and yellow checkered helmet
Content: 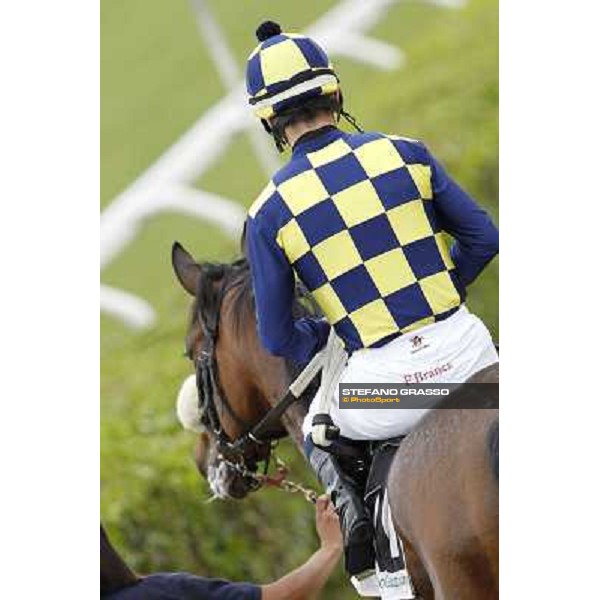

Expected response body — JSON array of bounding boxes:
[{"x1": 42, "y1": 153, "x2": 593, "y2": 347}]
[{"x1": 246, "y1": 21, "x2": 340, "y2": 120}]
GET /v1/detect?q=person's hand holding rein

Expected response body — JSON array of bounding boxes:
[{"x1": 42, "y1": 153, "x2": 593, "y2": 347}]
[{"x1": 261, "y1": 495, "x2": 343, "y2": 600}]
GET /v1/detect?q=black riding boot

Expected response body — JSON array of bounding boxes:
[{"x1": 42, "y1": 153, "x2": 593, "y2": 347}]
[{"x1": 308, "y1": 446, "x2": 376, "y2": 577}]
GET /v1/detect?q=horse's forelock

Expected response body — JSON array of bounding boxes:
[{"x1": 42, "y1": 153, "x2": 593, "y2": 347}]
[
  {"x1": 190, "y1": 261, "x2": 242, "y2": 333},
  {"x1": 196, "y1": 263, "x2": 228, "y2": 321}
]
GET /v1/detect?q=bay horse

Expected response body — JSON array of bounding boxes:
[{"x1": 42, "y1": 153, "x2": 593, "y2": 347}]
[{"x1": 171, "y1": 242, "x2": 498, "y2": 599}]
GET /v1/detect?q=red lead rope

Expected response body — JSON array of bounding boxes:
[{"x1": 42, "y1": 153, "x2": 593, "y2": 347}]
[
  {"x1": 259, "y1": 464, "x2": 289, "y2": 487},
  {"x1": 255, "y1": 464, "x2": 318, "y2": 504}
]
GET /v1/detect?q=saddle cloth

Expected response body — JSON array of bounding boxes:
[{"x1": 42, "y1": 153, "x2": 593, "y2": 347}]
[{"x1": 302, "y1": 305, "x2": 498, "y2": 441}]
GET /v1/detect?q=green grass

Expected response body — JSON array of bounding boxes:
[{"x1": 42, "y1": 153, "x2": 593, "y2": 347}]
[{"x1": 101, "y1": 1, "x2": 498, "y2": 596}]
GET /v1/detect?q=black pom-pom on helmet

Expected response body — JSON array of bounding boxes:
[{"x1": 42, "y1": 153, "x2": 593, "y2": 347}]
[{"x1": 255, "y1": 21, "x2": 282, "y2": 42}]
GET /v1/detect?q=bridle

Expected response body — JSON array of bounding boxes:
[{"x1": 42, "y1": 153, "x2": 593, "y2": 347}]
[
  {"x1": 192, "y1": 261, "x2": 316, "y2": 484},
  {"x1": 193, "y1": 262, "x2": 253, "y2": 447}
]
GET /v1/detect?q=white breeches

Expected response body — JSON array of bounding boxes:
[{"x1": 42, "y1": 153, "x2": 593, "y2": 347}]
[{"x1": 302, "y1": 306, "x2": 498, "y2": 441}]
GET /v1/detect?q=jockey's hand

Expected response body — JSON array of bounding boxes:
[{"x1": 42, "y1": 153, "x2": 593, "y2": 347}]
[{"x1": 315, "y1": 495, "x2": 343, "y2": 552}]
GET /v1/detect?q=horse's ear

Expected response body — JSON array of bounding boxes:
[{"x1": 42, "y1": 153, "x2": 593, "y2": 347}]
[{"x1": 172, "y1": 242, "x2": 201, "y2": 296}]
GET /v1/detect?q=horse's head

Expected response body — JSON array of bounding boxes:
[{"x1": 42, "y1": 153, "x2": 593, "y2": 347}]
[{"x1": 171, "y1": 242, "x2": 315, "y2": 500}]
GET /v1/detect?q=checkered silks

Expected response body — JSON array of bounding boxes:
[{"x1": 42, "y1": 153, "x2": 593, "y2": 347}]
[{"x1": 249, "y1": 132, "x2": 464, "y2": 351}]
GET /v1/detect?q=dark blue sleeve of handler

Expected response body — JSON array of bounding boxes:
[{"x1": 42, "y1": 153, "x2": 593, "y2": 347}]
[
  {"x1": 429, "y1": 152, "x2": 499, "y2": 287},
  {"x1": 103, "y1": 572, "x2": 261, "y2": 600},
  {"x1": 245, "y1": 218, "x2": 330, "y2": 365}
]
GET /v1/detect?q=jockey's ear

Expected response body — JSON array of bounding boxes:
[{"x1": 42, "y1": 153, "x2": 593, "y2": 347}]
[{"x1": 171, "y1": 241, "x2": 202, "y2": 296}]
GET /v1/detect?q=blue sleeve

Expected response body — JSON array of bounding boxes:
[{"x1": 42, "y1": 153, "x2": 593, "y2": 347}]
[
  {"x1": 245, "y1": 217, "x2": 330, "y2": 365},
  {"x1": 428, "y1": 150, "x2": 499, "y2": 286}
]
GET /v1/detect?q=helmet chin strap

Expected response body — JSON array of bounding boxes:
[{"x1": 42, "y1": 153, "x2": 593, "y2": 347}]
[
  {"x1": 339, "y1": 109, "x2": 364, "y2": 133},
  {"x1": 261, "y1": 118, "x2": 287, "y2": 152},
  {"x1": 260, "y1": 118, "x2": 272, "y2": 134},
  {"x1": 337, "y1": 89, "x2": 364, "y2": 133}
]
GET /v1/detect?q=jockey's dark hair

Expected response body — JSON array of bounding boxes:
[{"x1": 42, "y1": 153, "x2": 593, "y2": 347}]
[
  {"x1": 100, "y1": 524, "x2": 139, "y2": 595},
  {"x1": 269, "y1": 94, "x2": 341, "y2": 152},
  {"x1": 266, "y1": 93, "x2": 363, "y2": 152}
]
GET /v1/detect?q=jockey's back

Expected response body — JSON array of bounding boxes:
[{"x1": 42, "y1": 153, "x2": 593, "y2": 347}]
[{"x1": 247, "y1": 126, "x2": 495, "y2": 357}]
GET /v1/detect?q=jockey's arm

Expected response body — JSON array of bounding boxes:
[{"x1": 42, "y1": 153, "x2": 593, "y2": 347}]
[
  {"x1": 428, "y1": 149, "x2": 499, "y2": 286},
  {"x1": 246, "y1": 217, "x2": 330, "y2": 364}
]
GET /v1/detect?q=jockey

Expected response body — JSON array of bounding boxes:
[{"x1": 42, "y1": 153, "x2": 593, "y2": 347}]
[{"x1": 244, "y1": 21, "x2": 499, "y2": 594}]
